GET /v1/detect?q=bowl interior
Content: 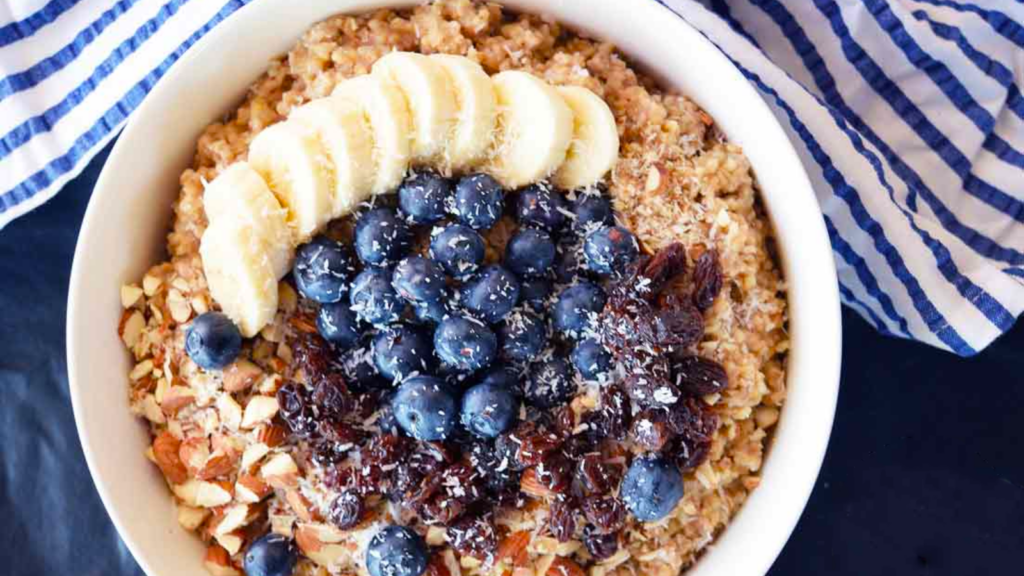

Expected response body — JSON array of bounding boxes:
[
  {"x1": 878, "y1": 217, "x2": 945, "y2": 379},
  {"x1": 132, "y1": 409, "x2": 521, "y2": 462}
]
[{"x1": 67, "y1": 1, "x2": 841, "y2": 575}]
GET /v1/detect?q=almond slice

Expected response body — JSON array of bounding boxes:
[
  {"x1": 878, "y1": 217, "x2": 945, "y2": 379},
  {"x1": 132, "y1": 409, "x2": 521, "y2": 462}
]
[
  {"x1": 119, "y1": 309, "x2": 146, "y2": 348},
  {"x1": 241, "y1": 396, "x2": 279, "y2": 429}
]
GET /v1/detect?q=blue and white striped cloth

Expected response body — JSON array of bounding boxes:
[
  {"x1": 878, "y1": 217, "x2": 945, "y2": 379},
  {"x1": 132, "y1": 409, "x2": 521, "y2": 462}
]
[{"x1": 1, "y1": 0, "x2": 1022, "y2": 355}]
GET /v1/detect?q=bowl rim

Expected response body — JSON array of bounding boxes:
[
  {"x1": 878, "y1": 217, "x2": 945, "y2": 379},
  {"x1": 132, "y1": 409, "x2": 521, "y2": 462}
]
[{"x1": 67, "y1": 1, "x2": 841, "y2": 575}]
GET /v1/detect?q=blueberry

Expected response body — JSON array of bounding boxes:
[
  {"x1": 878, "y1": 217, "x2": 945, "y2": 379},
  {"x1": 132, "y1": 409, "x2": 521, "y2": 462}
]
[
  {"x1": 504, "y1": 228, "x2": 556, "y2": 277},
  {"x1": 523, "y1": 357, "x2": 575, "y2": 408},
  {"x1": 453, "y1": 173, "x2": 504, "y2": 230},
  {"x1": 429, "y1": 224, "x2": 486, "y2": 278},
  {"x1": 391, "y1": 376, "x2": 457, "y2": 441},
  {"x1": 461, "y1": 380, "x2": 519, "y2": 438},
  {"x1": 620, "y1": 455, "x2": 685, "y2": 522},
  {"x1": 518, "y1": 277, "x2": 553, "y2": 309},
  {"x1": 476, "y1": 365, "x2": 521, "y2": 393},
  {"x1": 355, "y1": 208, "x2": 414, "y2": 266},
  {"x1": 497, "y1": 311, "x2": 547, "y2": 363},
  {"x1": 583, "y1": 226, "x2": 639, "y2": 276},
  {"x1": 412, "y1": 296, "x2": 451, "y2": 325},
  {"x1": 392, "y1": 256, "x2": 447, "y2": 306},
  {"x1": 340, "y1": 343, "x2": 385, "y2": 392},
  {"x1": 552, "y1": 281, "x2": 607, "y2": 338},
  {"x1": 434, "y1": 315, "x2": 497, "y2": 372},
  {"x1": 553, "y1": 241, "x2": 584, "y2": 284},
  {"x1": 572, "y1": 188, "x2": 614, "y2": 230},
  {"x1": 572, "y1": 338, "x2": 613, "y2": 381},
  {"x1": 350, "y1": 268, "x2": 405, "y2": 326},
  {"x1": 515, "y1": 184, "x2": 568, "y2": 232},
  {"x1": 293, "y1": 235, "x2": 355, "y2": 303},
  {"x1": 243, "y1": 533, "x2": 297, "y2": 576},
  {"x1": 316, "y1": 302, "x2": 363, "y2": 349},
  {"x1": 461, "y1": 265, "x2": 521, "y2": 323},
  {"x1": 397, "y1": 170, "x2": 453, "y2": 224},
  {"x1": 185, "y1": 312, "x2": 242, "y2": 370},
  {"x1": 365, "y1": 525, "x2": 430, "y2": 576},
  {"x1": 373, "y1": 324, "x2": 435, "y2": 382}
]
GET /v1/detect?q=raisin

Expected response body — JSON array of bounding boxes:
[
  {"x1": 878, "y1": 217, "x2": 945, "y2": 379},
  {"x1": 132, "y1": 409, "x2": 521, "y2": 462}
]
[
  {"x1": 639, "y1": 242, "x2": 688, "y2": 294},
  {"x1": 276, "y1": 382, "x2": 316, "y2": 437},
  {"x1": 554, "y1": 405, "x2": 576, "y2": 438},
  {"x1": 672, "y1": 356, "x2": 729, "y2": 396},
  {"x1": 420, "y1": 496, "x2": 464, "y2": 525},
  {"x1": 666, "y1": 398, "x2": 718, "y2": 441},
  {"x1": 291, "y1": 332, "x2": 337, "y2": 376},
  {"x1": 536, "y1": 453, "x2": 573, "y2": 494},
  {"x1": 363, "y1": 434, "x2": 412, "y2": 468},
  {"x1": 654, "y1": 294, "x2": 704, "y2": 349},
  {"x1": 447, "y1": 512, "x2": 497, "y2": 560},
  {"x1": 317, "y1": 420, "x2": 363, "y2": 447},
  {"x1": 630, "y1": 409, "x2": 674, "y2": 451},
  {"x1": 582, "y1": 525, "x2": 619, "y2": 560},
  {"x1": 327, "y1": 491, "x2": 363, "y2": 529},
  {"x1": 666, "y1": 434, "x2": 713, "y2": 471},
  {"x1": 442, "y1": 461, "x2": 485, "y2": 505},
  {"x1": 583, "y1": 385, "x2": 631, "y2": 441},
  {"x1": 582, "y1": 497, "x2": 626, "y2": 533},
  {"x1": 548, "y1": 497, "x2": 578, "y2": 542},
  {"x1": 574, "y1": 453, "x2": 615, "y2": 496},
  {"x1": 507, "y1": 424, "x2": 562, "y2": 468},
  {"x1": 311, "y1": 375, "x2": 351, "y2": 419},
  {"x1": 311, "y1": 441, "x2": 348, "y2": 466},
  {"x1": 623, "y1": 371, "x2": 680, "y2": 410},
  {"x1": 692, "y1": 249, "x2": 723, "y2": 312}
]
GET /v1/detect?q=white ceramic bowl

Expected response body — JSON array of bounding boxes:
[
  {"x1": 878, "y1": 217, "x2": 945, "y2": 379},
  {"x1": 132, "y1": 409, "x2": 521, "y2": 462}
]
[{"x1": 67, "y1": 1, "x2": 841, "y2": 574}]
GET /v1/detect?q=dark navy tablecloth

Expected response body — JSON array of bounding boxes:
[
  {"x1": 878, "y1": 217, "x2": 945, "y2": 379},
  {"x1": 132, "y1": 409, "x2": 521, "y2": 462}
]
[{"x1": 1, "y1": 140, "x2": 1021, "y2": 575}]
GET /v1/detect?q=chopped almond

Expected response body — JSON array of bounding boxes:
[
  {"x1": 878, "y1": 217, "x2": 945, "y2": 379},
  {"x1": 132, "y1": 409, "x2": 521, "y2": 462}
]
[
  {"x1": 223, "y1": 360, "x2": 264, "y2": 392},
  {"x1": 547, "y1": 557, "x2": 585, "y2": 576},
  {"x1": 240, "y1": 443, "x2": 271, "y2": 471},
  {"x1": 519, "y1": 467, "x2": 553, "y2": 498},
  {"x1": 161, "y1": 386, "x2": 196, "y2": 416},
  {"x1": 153, "y1": 431, "x2": 189, "y2": 484},
  {"x1": 204, "y1": 545, "x2": 242, "y2": 576},
  {"x1": 214, "y1": 504, "x2": 253, "y2": 536},
  {"x1": 197, "y1": 451, "x2": 236, "y2": 481},
  {"x1": 241, "y1": 396, "x2": 279, "y2": 429},
  {"x1": 214, "y1": 531, "x2": 245, "y2": 556},
  {"x1": 496, "y1": 531, "x2": 532, "y2": 567},
  {"x1": 177, "y1": 504, "x2": 211, "y2": 531},
  {"x1": 261, "y1": 453, "x2": 299, "y2": 489},
  {"x1": 216, "y1": 394, "x2": 243, "y2": 430},
  {"x1": 195, "y1": 480, "x2": 233, "y2": 508},
  {"x1": 235, "y1": 474, "x2": 272, "y2": 503},
  {"x1": 285, "y1": 489, "x2": 314, "y2": 522},
  {"x1": 256, "y1": 423, "x2": 287, "y2": 447},
  {"x1": 179, "y1": 437, "x2": 211, "y2": 476}
]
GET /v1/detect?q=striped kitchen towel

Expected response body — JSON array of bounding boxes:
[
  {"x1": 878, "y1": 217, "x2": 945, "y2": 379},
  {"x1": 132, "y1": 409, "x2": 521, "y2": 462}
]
[{"x1": 1, "y1": 0, "x2": 1022, "y2": 355}]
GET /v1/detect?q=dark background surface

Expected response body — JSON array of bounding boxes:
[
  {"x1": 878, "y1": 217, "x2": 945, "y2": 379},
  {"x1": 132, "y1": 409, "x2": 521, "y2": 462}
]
[{"x1": 1, "y1": 140, "x2": 1021, "y2": 576}]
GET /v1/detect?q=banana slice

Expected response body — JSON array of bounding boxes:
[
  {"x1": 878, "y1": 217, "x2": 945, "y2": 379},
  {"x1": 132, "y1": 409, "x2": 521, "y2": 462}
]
[
  {"x1": 200, "y1": 220, "x2": 279, "y2": 338},
  {"x1": 248, "y1": 121, "x2": 334, "y2": 242},
  {"x1": 372, "y1": 52, "x2": 457, "y2": 164},
  {"x1": 290, "y1": 97, "x2": 376, "y2": 218},
  {"x1": 430, "y1": 54, "x2": 497, "y2": 171},
  {"x1": 202, "y1": 162, "x2": 294, "y2": 279},
  {"x1": 553, "y1": 86, "x2": 620, "y2": 190},
  {"x1": 332, "y1": 74, "x2": 412, "y2": 195},
  {"x1": 488, "y1": 71, "x2": 574, "y2": 188}
]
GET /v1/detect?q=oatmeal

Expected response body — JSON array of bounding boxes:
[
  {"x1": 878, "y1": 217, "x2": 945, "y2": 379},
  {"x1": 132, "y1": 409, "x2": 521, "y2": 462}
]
[{"x1": 120, "y1": 3, "x2": 787, "y2": 576}]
